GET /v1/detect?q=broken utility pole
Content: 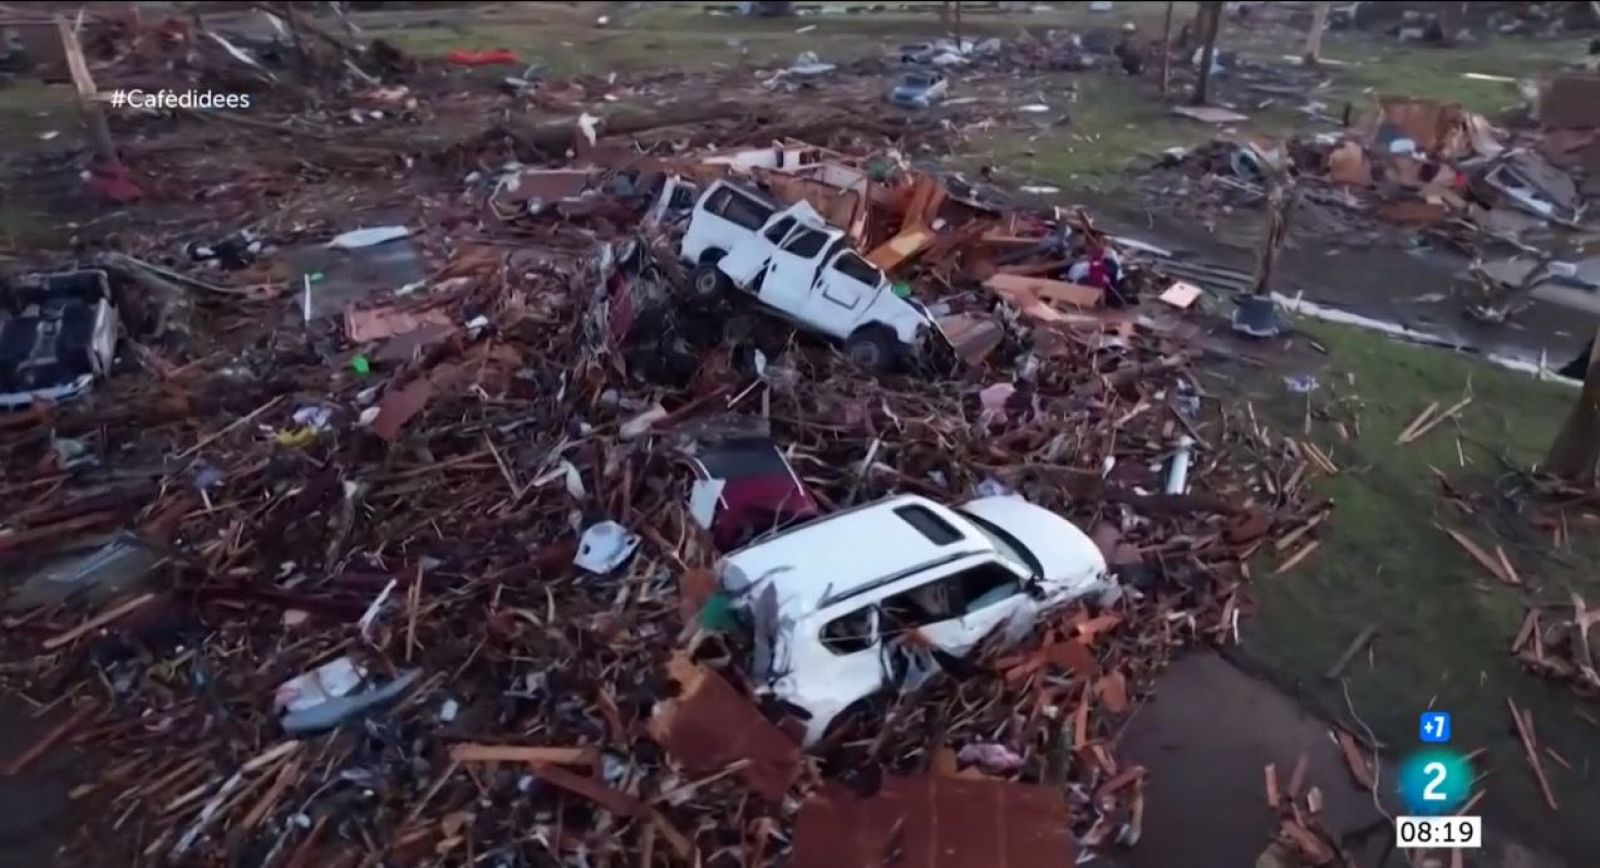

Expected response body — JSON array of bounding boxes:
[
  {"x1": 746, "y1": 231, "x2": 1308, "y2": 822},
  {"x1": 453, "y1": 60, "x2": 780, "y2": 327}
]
[{"x1": 1192, "y1": 1, "x2": 1224, "y2": 106}]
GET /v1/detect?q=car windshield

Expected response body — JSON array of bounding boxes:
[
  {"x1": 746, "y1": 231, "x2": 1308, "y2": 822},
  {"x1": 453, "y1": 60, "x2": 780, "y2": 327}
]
[{"x1": 954, "y1": 509, "x2": 1044, "y2": 578}]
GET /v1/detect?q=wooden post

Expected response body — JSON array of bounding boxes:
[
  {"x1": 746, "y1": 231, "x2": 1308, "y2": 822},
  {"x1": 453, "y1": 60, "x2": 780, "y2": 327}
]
[
  {"x1": 1192, "y1": 1, "x2": 1223, "y2": 106},
  {"x1": 1160, "y1": 2, "x2": 1175, "y2": 97},
  {"x1": 1252, "y1": 175, "x2": 1296, "y2": 297},
  {"x1": 1302, "y1": 1, "x2": 1331, "y2": 66},
  {"x1": 954, "y1": 1, "x2": 963, "y2": 46},
  {"x1": 56, "y1": 15, "x2": 120, "y2": 169},
  {"x1": 1545, "y1": 326, "x2": 1600, "y2": 482}
]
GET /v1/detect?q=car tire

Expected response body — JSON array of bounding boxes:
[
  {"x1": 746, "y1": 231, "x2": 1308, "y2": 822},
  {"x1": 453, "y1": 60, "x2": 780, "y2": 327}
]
[
  {"x1": 844, "y1": 326, "x2": 899, "y2": 372},
  {"x1": 689, "y1": 263, "x2": 728, "y2": 302}
]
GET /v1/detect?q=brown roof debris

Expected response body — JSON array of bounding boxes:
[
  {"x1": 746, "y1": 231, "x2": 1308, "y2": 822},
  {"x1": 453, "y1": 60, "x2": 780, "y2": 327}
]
[{"x1": 794, "y1": 776, "x2": 1077, "y2": 868}]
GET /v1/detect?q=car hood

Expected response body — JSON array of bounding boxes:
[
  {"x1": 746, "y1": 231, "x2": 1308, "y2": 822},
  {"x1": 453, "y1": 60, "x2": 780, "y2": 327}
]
[{"x1": 957, "y1": 496, "x2": 1108, "y2": 601}]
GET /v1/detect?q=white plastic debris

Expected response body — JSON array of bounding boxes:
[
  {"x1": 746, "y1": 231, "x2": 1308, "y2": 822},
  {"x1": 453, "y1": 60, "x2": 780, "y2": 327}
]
[
  {"x1": 327, "y1": 225, "x2": 410, "y2": 250},
  {"x1": 577, "y1": 113, "x2": 601, "y2": 146},
  {"x1": 574, "y1": 521, "x2": 640, "y2": 574},
  {"x1": 1165, "y1": 436, "x2": 1195, "y2": 495},
  {"x1": 439, "y1": 699, "x2": 460, "y2": 723},
  {"x1": 689, "y1": 478, "x2": 726, "y2": 531},
  {"x1": 274, "y1": 656, "x2": 365, "y2": 715},
  {"x1": 358, "y1": 578, "x2": 398, "y2": 640},
  {"x1": 620, "y1": 404, "x2": 669, "y2": 440},
  {"x1": 975, "y1": 477, "x2": 1015, "y2": 499}
]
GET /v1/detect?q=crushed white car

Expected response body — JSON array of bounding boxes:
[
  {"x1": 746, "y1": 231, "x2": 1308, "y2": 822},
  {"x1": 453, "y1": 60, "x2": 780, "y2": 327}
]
[
  {"x1": 717, "y1": 492, "x2": 1113, "y2": 745},
  {"x1": 0, "y1": 268, "x2": 119, "y2": 409},
  {"x1": 678, "y1": 179, "x2": 932, "y2": 371}
]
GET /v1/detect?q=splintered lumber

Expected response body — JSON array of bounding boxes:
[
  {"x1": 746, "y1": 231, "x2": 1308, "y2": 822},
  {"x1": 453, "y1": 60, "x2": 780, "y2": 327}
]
[
  {"x1": 2, "y1": 700, "x2": 100, "y2": 776},
  {"x1": 1286, "y1": 753, "x2": 1310, "y2": 798},
  {"x1": 1396, "y1": 402, "x2": 1441, "y2": 443},
  {"x1": 1507, "y1": 698, "x2": 1559, "y2": 811},
  {"x1": 43, "y1": 593, "x2": 157, "y2": 650},
  {"x1": 1264, "y1": 763, "x2": 1281, "y2": 808},
  {"x1": 447, "y1": 744, "x2": 599, "y2": 767},
  {"x1": 1439, "y1": 525, "x2": 1516, "y2": 585},
  {"x1": 1275, "y1": 539, "x2": 1321, "y2": 575},
  {"x1": 1399, "y1": 396, "x2": 1472, "y2": 444},
  {"x1": 1334, "y1": 729, "x2": 1376, "y2": 791}
]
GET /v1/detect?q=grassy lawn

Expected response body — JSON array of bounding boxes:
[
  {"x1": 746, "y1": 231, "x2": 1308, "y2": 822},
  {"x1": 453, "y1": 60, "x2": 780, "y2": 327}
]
[{"x1": 1228, "y1": 318, "x2": 1600, "y2": 860}]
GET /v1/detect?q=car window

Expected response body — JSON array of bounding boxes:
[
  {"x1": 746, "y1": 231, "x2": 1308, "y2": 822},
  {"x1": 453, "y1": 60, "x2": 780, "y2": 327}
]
[
  {"x1": 820, "y1": 606, "x2": 875, "y2": 655},
  {"x1": 782, "y1": 228, "x2": 828, "y2": 258},
  {"x1": 710, "y1": 187, "x2": 774, "y2": 230},
  {"x1": 892, "y1": 505, "x2": 963, "y2": 545},
  {"x1": 763, "y1": 216, "x2": 797, "y2": 243},
  {"x1": 955, "y1": 509, "x2": 1044, "y2": 578},
  {"x1": 877, "y1": 562, "x2": 1021, "y2": 633},
  {"x1": 832, "y1": 251, "x2": 883, "y2": 286},
  {"x1": 703, "y1": 187, "x2": 730, "y2": 214}
]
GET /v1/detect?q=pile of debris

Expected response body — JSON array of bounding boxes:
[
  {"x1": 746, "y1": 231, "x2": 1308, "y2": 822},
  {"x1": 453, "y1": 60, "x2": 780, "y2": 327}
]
[{"x1": 0, "y1": 21, "x2": 1330, "y2": 867}]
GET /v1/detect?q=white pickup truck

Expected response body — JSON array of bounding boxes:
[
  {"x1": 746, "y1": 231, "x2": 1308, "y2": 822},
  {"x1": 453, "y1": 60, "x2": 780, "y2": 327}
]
[{"x1": 678, "y1": 179, "x2": 932, "y2": 371}]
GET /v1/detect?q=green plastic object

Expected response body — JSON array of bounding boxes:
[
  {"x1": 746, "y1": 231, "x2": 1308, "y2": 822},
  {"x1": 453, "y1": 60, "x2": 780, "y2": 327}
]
[
  {"x1": 697, "y1": 592, "x2": 737, "y2": 632},
  {"x1": 351, "y1": 355, "x2": 371, "y2": 376},
  {"x1": 892, "y1": 282, "x2": 911, "y2": 299}
]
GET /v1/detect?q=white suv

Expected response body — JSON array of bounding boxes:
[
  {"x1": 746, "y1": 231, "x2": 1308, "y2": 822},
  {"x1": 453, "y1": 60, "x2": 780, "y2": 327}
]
[{"x1": 717, "y1": 493, "x2": 1112, "y2": 745}]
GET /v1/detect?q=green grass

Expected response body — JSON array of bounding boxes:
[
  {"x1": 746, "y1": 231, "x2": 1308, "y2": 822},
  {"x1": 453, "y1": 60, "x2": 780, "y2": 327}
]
[
  {"x1": 1232, "y1": 318, "x2": 1600, "y2": 859},
  {"x1": 965, "y1": 74, "x2": 1219, "y2": 191},
  {"x1": 1318, "y1": 31, "x2": 1575, "y2": 116}
]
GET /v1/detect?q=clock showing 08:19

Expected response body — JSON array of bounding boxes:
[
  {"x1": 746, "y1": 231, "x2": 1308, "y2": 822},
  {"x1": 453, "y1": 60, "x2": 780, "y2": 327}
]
[{"x1": 1394, "y1": 750, "x2": 1481, "y2": 849}]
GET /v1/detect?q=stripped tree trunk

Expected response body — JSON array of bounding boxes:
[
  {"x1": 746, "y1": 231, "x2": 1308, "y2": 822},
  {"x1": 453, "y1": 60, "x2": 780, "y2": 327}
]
[
  {"x1": 1302, "y1": 2, "x2": 1331, "y2": 66},
  {"x1": 1160, "y1": 2, "x2": 1175, "y2": 97},
  {"x1": 1545, "y1": 327, "x2": 1600, "y2": 483},
  {"x1": 1192, "y1": 1, "x2": 1224, "y2": 106}
]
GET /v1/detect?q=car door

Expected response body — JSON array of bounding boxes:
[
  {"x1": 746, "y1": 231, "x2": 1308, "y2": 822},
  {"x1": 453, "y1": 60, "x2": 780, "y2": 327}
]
[
  {"x1": 755, "y1": 225, "x2": 831, "y2": 318},
  {"x1": 717, "y1": 212, "x2": 798, "y2": 287},
  {"x1": 885, "y1": 562, "x2": 1036, "y2": 657},
  {"x1": 801, "y1": 248, "x2": 886, "y2": 339}
]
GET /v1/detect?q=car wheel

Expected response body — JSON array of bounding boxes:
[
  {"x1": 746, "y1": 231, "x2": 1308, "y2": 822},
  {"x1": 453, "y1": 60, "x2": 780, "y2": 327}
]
[
  {"x1": 689, "y1": 263, "x2": 727, "y2": 301},
  {"x1": 844, "y1": 326, "x2": 899, "y2": 372}
]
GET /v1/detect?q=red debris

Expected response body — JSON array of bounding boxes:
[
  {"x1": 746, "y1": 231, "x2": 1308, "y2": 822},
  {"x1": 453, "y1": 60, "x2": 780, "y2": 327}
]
[
  {"x1": 794, "y1": 775, "x2": 1077, "y2": 868},
  {"x1": 649, "y1": 654, "x2": 801, "y2": 803}
]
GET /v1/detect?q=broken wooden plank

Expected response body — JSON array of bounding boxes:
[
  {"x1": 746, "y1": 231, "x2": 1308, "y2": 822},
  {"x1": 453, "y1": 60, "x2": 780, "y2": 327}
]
[
  {"x1": 1396, "y1": 401, "x2": 1440, "y2": 443},
  {"x1": 2, "y1": 700, "x2": 99, "y2": 776},
  {"x1": 448, "y1": 744, "x2": 599, "y2": 767},
  {"x1": 1286, "y1": 753, "x2": 1309, "y2": 799},
  {"x1": 1264, "y1": 763, "x2": 1281, "y2": 809},
  {"x1": 1439, "y1": 525, "x2": 1516, "y2": 585},
  {"x1": 1275, "y1": 539, "x2": 1321, "y2": 575},
  {"x1": 43, "y1": 593, "x2": 158, "y2": 650},
  {"x1": 1506, "y1": 697, "x2": 1559, "y2": 811},
  {"x1": 1511, "y1": 609, "x2": 1538, "y2": 653},
  {"x1": 1334, "y1": 729, "x2": 1376, "y2": 791},
  {"x1": 1399, "y1": 396, "x2": 1472, "y2": 444},
  {"x1": 1275, "y1": 511, "x2": 1327, "y2": 552}
]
